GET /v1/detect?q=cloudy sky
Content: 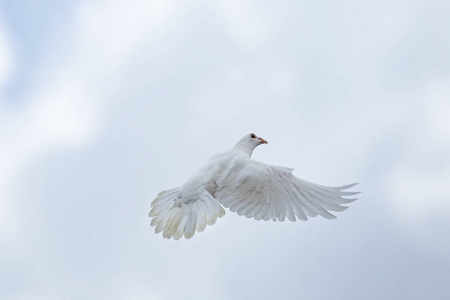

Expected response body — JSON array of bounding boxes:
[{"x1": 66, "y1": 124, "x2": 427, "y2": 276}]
[{"x1": 1, "y1": 1, "x2": 449, "y2": 299}]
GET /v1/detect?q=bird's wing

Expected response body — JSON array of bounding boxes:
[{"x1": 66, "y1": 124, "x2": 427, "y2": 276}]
[
  {"x1": 149, "y1": 187, "x2": 225, "y2": 240},
  {"x1": 215, "y1": 159, "x2": 358, "y2": 221}
]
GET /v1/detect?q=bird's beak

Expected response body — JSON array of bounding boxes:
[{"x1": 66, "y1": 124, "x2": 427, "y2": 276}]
[{"x1": 258, "y1": 137, "x2": 268, "y2": 144}]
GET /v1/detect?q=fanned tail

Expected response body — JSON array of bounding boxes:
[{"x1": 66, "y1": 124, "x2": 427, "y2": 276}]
[{"x1": 148, "y1": 188, "x2": 225, "y2": 240}]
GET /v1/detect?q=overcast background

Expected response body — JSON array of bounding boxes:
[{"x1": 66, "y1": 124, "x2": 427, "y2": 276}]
[{"x1": 1, "y1": 1, "x2": 450, "y2": 299}]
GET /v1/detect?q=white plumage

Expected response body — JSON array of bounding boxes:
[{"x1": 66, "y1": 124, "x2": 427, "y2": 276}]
[{"x1": 149, "y1": 133, "x2": 359, "y2": 240}]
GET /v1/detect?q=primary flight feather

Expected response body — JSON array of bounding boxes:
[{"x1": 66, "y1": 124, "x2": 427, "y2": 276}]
[{"x1": 149, "y1": 133, "x2": 359, "y2": 240}]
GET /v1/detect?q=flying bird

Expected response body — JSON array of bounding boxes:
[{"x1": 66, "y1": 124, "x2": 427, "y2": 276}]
[{"x1": 149, "y1": 133, "x2": 359, "y2": 240}]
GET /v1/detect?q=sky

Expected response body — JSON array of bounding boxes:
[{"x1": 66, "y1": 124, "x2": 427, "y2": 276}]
[{"x1": 1, "y1": 0, "x2": 449, "y2": 299}]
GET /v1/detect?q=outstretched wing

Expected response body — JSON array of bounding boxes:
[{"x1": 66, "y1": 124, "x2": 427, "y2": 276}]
[
  {"x1": 215, "y1": 160, "x2": 358, "y2": 222},
  {"x1": 149, "y1": 187, "x2": 225, "y2": 240}
]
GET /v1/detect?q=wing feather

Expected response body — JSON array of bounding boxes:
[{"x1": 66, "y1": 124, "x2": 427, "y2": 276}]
[{"x1": 215, "y1": 159, "x2": 358, "y2": 222}]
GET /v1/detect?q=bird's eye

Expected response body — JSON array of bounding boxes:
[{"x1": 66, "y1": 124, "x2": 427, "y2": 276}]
[{"x1": 250, "y1": 133, "x2": 256, "y2": 138}]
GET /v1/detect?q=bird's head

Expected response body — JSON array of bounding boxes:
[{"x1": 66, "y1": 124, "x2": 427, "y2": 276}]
[
  {"x1": 233, "y1": 133, "x2": 268, "y2": 156},
  {"x1": 249, "y1": 132, "x2": 268, "y2": 146}
]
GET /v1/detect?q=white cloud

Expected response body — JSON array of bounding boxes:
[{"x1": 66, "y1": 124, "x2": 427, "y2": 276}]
[
  {"x1": 385, "y1": 79, "x2": 450, "y2": 260},
  {"x1": 387, "y1": 80, "x2": 450, "y2": 218},
  {"x1": 0, "y1": 80, "x2": 97, "y2": 240},
  {"x1": 74, "y1": 0, "x2": 179, "y2": 65},
  {"x1": 117, "y1": 281, "x2": 167, "y2": 300},
  {"x1": 0, "y1": 10, "x2": 19, "y2": 238},
  {"x1": 0, "y1": 10, "x2": 14, "y2": 94},
  {"x1": 210, "y1": 1, "x2": 280, "y2": 52},
  {"x1": 0, "y1": 0, "x2": 180, "y2": 240}
]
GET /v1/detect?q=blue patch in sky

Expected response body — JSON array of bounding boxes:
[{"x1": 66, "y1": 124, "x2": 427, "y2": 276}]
[{"x1": 1, "y1": 0, "x2": 75, "y2": 102}]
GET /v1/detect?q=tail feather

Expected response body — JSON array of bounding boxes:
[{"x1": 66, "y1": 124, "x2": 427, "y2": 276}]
[
  {"x1": 149, "y1": 188, "x2": 226, "y2": 240},
  {"x1": 184, "y1": 211, "x2": 197, "y2": 239}
]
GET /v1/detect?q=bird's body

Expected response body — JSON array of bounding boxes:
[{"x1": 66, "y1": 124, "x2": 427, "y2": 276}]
[{"x1": 149, "y1": 133, "x2": 359, "y2": 240}]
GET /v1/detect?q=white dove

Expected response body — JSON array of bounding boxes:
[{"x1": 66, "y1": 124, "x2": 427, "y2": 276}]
[{"x1": 149, "y1": 133, "x2": 359, "y2": 240}]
